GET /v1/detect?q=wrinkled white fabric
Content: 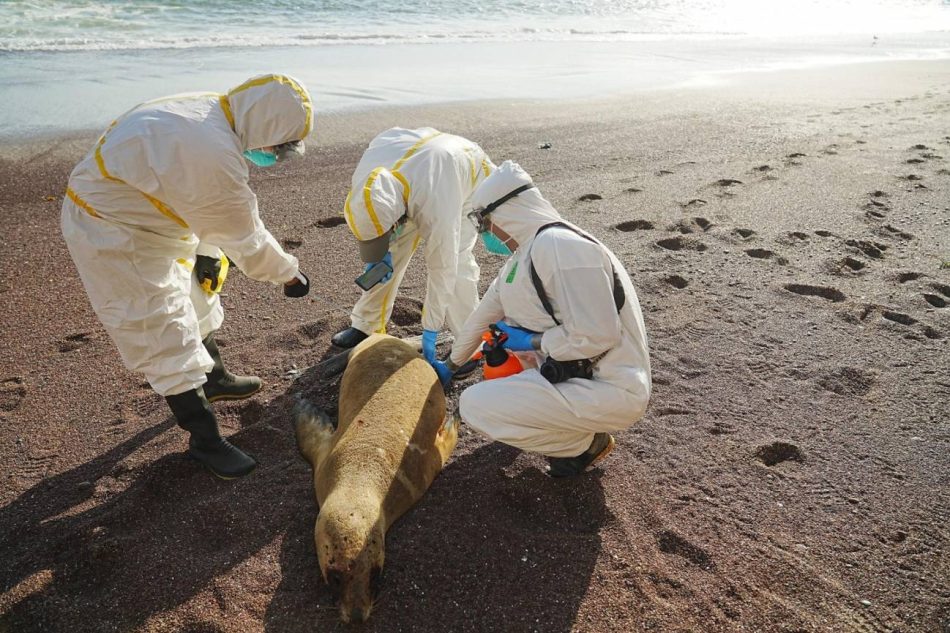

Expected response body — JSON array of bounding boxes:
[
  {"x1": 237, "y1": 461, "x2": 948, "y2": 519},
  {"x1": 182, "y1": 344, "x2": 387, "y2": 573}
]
[
  {"x1": 344, "y1": 127, "x2": 494, "y2": 333},
  {"x1": 62, "y1": 74, "x2": 313, "y2": 395},
  {"x1": 451, "y1": 161, "x2": 651, "y2": 457}
]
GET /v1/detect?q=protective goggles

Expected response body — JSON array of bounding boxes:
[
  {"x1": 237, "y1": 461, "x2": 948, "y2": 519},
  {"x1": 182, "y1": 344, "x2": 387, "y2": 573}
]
[
  {"x1": 275, "y1": 140, "x2": 306, "y2": 160},
  {"x1": 467, "y1": 184, "x2": 534, "y2": 233}
]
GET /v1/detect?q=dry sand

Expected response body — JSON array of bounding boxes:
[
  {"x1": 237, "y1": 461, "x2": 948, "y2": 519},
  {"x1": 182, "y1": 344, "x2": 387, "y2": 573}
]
[{"x1": 1, "y1": 60, "x2": 948, "y2": 632}]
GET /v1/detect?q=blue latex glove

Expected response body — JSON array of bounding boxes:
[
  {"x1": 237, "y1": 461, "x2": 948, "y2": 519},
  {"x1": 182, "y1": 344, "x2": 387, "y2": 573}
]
[
  {"x1": 422, "y1": 329, "x2": 438, "y2": 363},
  {"x1": 363, "y1": 251, "x2": 394, "y2": 285},
  {"x1": 431, "y1": 360, "x2": 453, "y2": 389},
  {"x1": 494, "y1": 321, "x2": 537, "y2": 352}
]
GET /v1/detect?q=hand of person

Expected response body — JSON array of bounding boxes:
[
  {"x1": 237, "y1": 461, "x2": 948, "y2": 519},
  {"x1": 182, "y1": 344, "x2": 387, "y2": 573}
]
[
  {"x1": 363, "y1": 252, "x2": 394, "y2": 284},
  {"x1": 284, "y1": 271, "x2": 310, "y2": 298},
  {"x1": 494, "y1": 321, "x2": 538, "y2": 352},
  {"x1": 195, "y1": 254, "x2": 223, "y2": 292},
  {"x1": 430, "y1": 359, "x2": 453, "y2": 389},
  {"x1": 421, "y1": 328, "x2": 438, "y2": 363}
]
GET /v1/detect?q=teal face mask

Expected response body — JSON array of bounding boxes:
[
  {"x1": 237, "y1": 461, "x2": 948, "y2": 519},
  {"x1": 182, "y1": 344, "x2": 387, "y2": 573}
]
[
  {"x1": 243, "y1": 149, "x2": 278, "y2": 167},
  {"x1": 480, "y1": 230, "x2": 513, "y2": 256}
]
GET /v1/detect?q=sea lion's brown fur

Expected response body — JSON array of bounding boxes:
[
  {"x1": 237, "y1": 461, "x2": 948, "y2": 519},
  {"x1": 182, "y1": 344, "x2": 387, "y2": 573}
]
[{"x1": 294, "y1": 334, "x2": 458, "y2": 623}]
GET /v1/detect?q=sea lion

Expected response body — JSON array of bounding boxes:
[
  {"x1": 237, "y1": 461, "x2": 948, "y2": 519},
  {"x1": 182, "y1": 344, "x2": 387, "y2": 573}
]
[{"x1": 294, "y1": 334, "x2": 458, "y2": 623}]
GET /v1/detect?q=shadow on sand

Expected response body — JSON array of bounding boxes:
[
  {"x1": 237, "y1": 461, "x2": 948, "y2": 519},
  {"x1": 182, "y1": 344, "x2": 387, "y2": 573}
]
[{"x1": 266, "y1": 439, "x2": 610, "y2": 632}]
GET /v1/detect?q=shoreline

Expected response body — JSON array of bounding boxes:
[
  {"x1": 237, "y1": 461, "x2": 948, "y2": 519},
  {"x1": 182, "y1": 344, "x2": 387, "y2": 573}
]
[
  {"x1": 3, "y1": 33, "x2": 949, "y2": 142},
  {"x1": 3, "y1": 58, "x2": 950, "y2": 151}
]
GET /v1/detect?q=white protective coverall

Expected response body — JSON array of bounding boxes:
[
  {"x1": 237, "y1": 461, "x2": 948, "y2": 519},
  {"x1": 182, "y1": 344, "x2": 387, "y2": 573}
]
[
  {"x1": 61, "y1": 74, "x2": 313, "y2": 396},
  {"x1": 343, "y1": 127, "x2": 494, "y2": 335},
  {"x1": 450, "y1": 162, "x2": 651, "y2": 458}
]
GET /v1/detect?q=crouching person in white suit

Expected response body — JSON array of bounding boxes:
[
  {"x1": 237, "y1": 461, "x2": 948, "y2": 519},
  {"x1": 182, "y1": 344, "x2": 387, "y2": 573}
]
[{"x1": 434, "y1": 161, "x2": 651, "y2": 477}]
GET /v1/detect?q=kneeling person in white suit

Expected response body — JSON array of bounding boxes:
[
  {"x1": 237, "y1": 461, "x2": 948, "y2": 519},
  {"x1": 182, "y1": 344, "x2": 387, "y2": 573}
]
[{"x1": 435, "y1": 161, "x2": 652, "y2": 477}]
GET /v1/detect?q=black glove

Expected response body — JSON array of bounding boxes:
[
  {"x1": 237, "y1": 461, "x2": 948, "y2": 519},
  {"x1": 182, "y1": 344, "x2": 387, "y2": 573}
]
[
  {"x1": 284, "y1": 271, "x2": 310, "y2": 298},
  {"x1": 195, "y1": 255, "x2": 222, "y2": 292}
]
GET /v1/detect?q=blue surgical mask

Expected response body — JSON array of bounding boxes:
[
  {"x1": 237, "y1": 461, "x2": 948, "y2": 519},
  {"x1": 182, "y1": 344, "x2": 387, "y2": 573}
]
[
  {"x1": 480, "y1": 231, "x2": 513, "y2": 256},
  {"x1": 243, "y1": 149, "x2": 278, "y2": 167}
]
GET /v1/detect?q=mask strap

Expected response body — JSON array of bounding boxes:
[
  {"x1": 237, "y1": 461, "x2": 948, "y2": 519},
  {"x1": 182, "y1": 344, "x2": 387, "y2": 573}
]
[{"x1": 475, "y1": 184, "x2": 534, "y2": 228}]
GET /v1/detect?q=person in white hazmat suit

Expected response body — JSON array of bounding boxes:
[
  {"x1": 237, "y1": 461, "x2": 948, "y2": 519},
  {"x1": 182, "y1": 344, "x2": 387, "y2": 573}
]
[
  {"x1": 61, "y1": 74, "x2": 314, "y2": 480},
  {"x1": 433, "y1": 161, "x2": 651, "y2": 477},
  {"x1": 331, "y1": 127, "x2": 494, "y2": 378}
]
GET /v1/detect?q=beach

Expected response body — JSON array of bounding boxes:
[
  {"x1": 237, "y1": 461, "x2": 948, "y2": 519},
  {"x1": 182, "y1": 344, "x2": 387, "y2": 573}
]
[{"x1": 1, "y1": 58, "x2": 949, "y2": 632}]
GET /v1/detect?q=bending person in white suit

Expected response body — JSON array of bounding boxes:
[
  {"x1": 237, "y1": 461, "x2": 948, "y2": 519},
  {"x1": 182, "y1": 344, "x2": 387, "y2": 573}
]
[
  {"x1": 332, "y1": 127, "x2": 494, "y2": 379},
  {"x1": 62, "y1": 74, "x2": 314, "y2": 479}
]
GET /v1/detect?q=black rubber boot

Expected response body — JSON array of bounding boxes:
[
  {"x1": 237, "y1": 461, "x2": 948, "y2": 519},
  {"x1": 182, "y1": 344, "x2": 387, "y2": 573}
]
[
  {"x1": 331, "y1": 327, "x2": 370, "y2": 349},
  {"x1": 452, "y1": 357, "x2": 481, "y2": 380},
  {"x1": 547, "y1": 433, "x2": 615, "y2": 478},
  {"x1": 165, "y1": 388, "x2": 257, "y2": 479},
  {"x1": 202, "y1": 333, "x2": 262, "y2": 402}
]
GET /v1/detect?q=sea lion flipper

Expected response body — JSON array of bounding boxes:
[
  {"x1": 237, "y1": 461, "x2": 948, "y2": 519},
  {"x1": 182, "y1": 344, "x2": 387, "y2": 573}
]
[{"x1": 293, "y1": 396, "x2": 336, "y2": 469}]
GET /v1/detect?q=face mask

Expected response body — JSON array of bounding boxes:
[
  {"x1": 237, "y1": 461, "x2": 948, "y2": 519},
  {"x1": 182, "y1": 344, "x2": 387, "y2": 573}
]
[
  {"x1": 243, "y1": 149, "x2": 278, "y2": 167},
  {"x1": 480, "y1": 230, "x2": 513, "y2": 256}
]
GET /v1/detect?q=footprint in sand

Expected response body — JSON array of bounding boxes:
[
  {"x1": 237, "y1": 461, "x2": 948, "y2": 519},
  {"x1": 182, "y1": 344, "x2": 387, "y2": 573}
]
[
  {"x1": 785, "y1": 152, "x2": 807, "y2": 166},
  {"x1": 816, "y1": 367, "x2": 876, "y2": 396},
  {"x1": 668, "y1": 217, "x2": 712, "y2": 234},
  {"x1": 625, "y1": 187, "x2": 643, "y2": 194},
  {"x1": 663, "y1": 275, "x2": 688, "y2": 289},
  {"x1": 745, "y1": 248, "x2": 788, "y2": 264},
  {"x1": 577, "y1": 193, "x2": 602, "y2": 202},
  {"x1": 784, "y1": 283, "x2": 846, "y2": 302},
  {"x1": 733, "y1": 228, "x2": 756, "y2": 239},
  {"x1": 936, "y1": 169, "x2": 950, "y2": 176},
  {"x1": 906, "y1": 158, "x2": 925, "y2": 165},
  {"x1": 656, "y1": 236, "x2": 707, "y2": 252},
  {"x1": 845, "y1": 239, "x2": 888, "y2": 259},
  {"x1": 784, "y1": 231, "x2": 809, "y2": 244},
  {"x1": 923, "y1": 294, "x2": 947, "y2": 308},
  {"x1": 615, "y1": 219, "x2": 654, "y2": 232},
  {"x1": 896, "y1": 272, "x2": 923, "y2": 283},
  {"x1": 877, "y1": 225, "x2": 914, "y2": 240},
  {"x1": 281, "y1": 238, "x2": 303, "y2": 250},
  {"x1": 821, "y1": 145, "x2": 839, "y2": 155},
  {"x1": 899, "y1": 174, "x2": 923, "y2": 181},
  {"x1": 755, "y1": 441, "x2": 803, "y2": 466},
  {"x1": 931, "y1": 283, "x2": 950, "y2": 298},
  {"x1": 715, "y1": 178, "x2": 743, "y2": 187},
  {"x1": 814, "y1": 230, "x2": 834, "y2": 238},
  {"x1": 833, "y1": 256, "x2": 867, "y2": 274},
  {"x1": 752, "y1": 164, "x2": 772, "y2": 173},
  {"x1": 863, "y1": 191, "x2": 890, "y2": 219},
  {"x1": 909, "y1": 144, "x2": 930, "y2": 150},
  {"x1": 58, "y1": 331, "x2": 94, "y2": 353},
  {"x1": 920, "y1": 152, "x2": 943, "y2": 160},
  {"x1": 314, "y1": 216, "x2": 347, "y2": 228},
  {"x1": 0, "y1": 377, "x2": 26, "y2": 413},
  {"x1": 657, "y1": 530, "x2": 714, "y2": 570},
  {"x1": 655, "y1": 169, "x2": 674, "y2": 177},
  {"x1": 679, "y1": 198, "x2": 708, "y2": 210}
]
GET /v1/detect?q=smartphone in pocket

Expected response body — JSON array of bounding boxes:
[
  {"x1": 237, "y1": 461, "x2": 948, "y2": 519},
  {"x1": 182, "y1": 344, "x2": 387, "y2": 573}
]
[{"x1": 355, "y1": 260, "x2": 394, "y2": 291}]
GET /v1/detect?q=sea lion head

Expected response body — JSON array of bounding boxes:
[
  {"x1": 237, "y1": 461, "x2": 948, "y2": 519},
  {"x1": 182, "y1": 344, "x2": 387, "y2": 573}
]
[{"x1": 315, "y1": 498, "x2": 386, "y2": 623}]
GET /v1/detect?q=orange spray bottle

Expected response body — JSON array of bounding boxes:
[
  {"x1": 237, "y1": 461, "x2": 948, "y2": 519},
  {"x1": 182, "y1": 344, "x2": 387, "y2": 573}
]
[{"x1": 481, "y1": 324, "x2": 524, "y2": 380}]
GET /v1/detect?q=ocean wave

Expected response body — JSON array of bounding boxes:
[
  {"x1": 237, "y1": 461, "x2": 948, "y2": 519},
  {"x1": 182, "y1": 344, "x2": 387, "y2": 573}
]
[{"x1": 0, "y1": 29, "x2": 746, "y2": 53}]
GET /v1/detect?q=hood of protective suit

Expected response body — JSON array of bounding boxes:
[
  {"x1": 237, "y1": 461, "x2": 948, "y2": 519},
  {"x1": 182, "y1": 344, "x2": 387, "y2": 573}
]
[
  {"x1": 227, "y1": 74, "x2": 314, "y2": 151},
  {"x1": 345, "y1": 167, "x2": 407, "y2": 246},
  {"x1": 472, "y1": 161, "x2": 561, "y2": 247}
]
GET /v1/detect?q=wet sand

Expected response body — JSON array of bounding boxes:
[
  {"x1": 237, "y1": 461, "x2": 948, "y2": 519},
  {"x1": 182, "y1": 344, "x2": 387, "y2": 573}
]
[{"x1": 1, "y1": 60, "x2": 948, "y2": 632}]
